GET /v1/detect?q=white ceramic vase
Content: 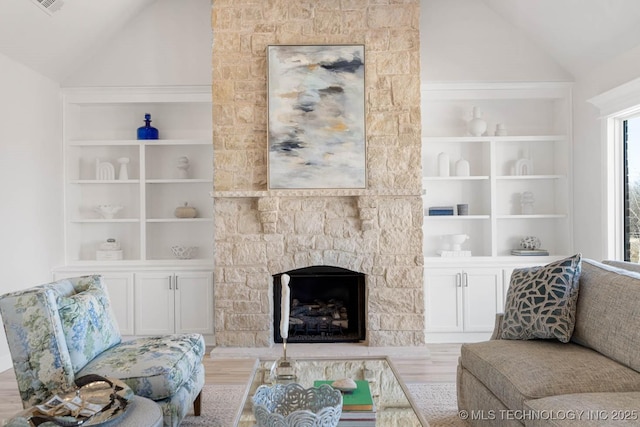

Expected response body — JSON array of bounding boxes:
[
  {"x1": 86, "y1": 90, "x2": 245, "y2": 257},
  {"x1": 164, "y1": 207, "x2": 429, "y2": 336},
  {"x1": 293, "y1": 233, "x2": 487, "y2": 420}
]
[
  {"x1": 456, "y1": 158, "x2": 470, "y2": 176},
  {"x1": 468, "y1": 107, "x2": 487, "y2": 137},
  {"x1": 438, "y1": 152, "x2": 450, "y2": 177}
]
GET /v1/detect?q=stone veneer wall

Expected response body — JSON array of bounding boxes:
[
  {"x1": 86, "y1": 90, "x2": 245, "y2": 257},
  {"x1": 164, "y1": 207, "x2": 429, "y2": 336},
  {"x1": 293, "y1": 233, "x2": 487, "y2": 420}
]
[{"x1": 212, "y1": 0, "x2": 424, "y2": 347}]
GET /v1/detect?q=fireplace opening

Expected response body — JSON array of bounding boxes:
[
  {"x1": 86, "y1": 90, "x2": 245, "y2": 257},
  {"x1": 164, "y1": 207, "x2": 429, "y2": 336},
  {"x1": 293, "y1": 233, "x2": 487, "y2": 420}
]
[{"x1": 273, "y1": 265, "x2": 366, "y2": 344}]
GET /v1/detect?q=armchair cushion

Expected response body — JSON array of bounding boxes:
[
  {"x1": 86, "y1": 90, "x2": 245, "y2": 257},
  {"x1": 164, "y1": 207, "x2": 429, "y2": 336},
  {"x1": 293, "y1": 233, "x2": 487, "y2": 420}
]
[
  {"x1": 77, "y1": 333, "x2": 205, "y2": 401},
  {"x1": 57, "y1": 277, "x2": 121, "y2": 372}
]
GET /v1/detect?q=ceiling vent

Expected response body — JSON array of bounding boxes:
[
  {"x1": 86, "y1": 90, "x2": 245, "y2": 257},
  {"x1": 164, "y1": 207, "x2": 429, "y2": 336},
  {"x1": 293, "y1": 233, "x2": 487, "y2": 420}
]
[{"x1": 31, "y1": 0, "x2": 64, "y2": 15}]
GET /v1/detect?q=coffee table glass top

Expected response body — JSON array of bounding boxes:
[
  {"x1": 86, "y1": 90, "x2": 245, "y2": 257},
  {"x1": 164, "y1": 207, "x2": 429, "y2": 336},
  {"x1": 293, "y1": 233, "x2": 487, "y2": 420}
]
[{"x1": 235, "y1": 356, "x2": 427, "y2": 426}]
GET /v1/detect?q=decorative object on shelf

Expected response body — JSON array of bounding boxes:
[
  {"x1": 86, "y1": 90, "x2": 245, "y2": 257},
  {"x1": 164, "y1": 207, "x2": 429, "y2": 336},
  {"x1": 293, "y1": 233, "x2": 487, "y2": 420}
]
[
  {"x1": 521, "y1": 191, "x2": 535, "y2": 214},
  {"x1": 137, "y1": 113, "x2": 159, "y2": 140},
  {"x1": 428, "y1": 206, "x2": 454, "y2": 216},
  {"x1": 95, "y1": 159, "x2": 115, "y2": 181},
  {"x1": 117, "y1": 157, "x2": 129, "y2": 180},
  {"x1": 514, "y1": 149, "x2": 533, "y2": 175},
  {"x1": 438, "y1": 234, "x2": 471, "y2": 256},
  {"x1": 438, "y1": 152, "x2": 450, "y2": 177},
  {"x1": 97, "y1": 238, "x2": 123, "y2": 261},
  {"x1": 170, "y1": 245, "x2": 198, "y2": 259},
  {"x1": 495, "y1": 123, "x2": 508, "y2": 136},
  {"x1": 252, "y1": 383, "x2": 342, "y2": 427},
  {"x1": 174, "y1": 202, "x2": 197, "y2": 218},
  {"x1": 455, "y1": 157, "x2": 470, "y2": 176},
  {"x1": 511, "y1": 248, "x2": 550, "y2": 256},
  {"x1": 272, "y1": 273, "x2": 297, "y2": 383},
  {"x1": 520, "y1": 235, "x2": 542, "y2": 250},
  {"x1": 467, "y1": 106, "x2": 487, "y2": 137},
  {"x1": 449, "y1": 234, "x2": 470, "y2": 251},
  {"x1": 267, "y1": 45, "x2": 365, "y2": 189},
  {"x1": 177, "y1": 156, "x2": 190, "y2": 179},
  {"x1": 94, "y1": 204, "x2": 123, "y2": 219},
  {"x1": 457, "y1": 203, "x2": 469, "y2": 215}
]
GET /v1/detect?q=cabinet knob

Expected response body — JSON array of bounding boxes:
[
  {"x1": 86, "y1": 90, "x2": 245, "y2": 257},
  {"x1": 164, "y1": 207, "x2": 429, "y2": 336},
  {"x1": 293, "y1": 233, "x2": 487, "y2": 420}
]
[
  {"x1": 456, "y1": 273, "x2": 462, "y2": 287},
  {"x1": 463, "y1": 272, "x2": 469, "y2": 287},
  {"x1": 168, "y1": 276, "x2": 172, "y2": 290},
  {"x1": 175, "y1": 276, "x2": 179, "y2": 290}
]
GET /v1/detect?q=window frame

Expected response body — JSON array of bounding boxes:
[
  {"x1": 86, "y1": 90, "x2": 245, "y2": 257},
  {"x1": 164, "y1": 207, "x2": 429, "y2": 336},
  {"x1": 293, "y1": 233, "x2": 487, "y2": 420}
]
[{"x1": 589, "y1": 77, "x2": 640, "y2": 260}]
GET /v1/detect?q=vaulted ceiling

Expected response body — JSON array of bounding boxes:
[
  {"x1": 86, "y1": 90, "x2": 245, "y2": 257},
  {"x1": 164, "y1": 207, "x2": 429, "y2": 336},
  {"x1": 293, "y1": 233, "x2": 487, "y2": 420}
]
[{"x1": 0, "y1": 0, "x2": 639, "y2": 82}]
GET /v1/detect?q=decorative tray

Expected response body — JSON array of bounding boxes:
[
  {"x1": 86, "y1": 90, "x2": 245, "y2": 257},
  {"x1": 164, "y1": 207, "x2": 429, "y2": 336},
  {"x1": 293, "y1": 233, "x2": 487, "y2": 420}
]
[{"x1": 11, "y1": 375, "x2": 133, "y2": 427}]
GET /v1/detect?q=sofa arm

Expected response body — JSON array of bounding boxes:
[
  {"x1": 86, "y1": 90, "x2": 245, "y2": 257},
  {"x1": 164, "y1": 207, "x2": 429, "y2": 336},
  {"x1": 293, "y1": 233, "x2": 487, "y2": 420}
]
[{"x1": 489, "y1": 313, "x2": 504, "y2": 340}]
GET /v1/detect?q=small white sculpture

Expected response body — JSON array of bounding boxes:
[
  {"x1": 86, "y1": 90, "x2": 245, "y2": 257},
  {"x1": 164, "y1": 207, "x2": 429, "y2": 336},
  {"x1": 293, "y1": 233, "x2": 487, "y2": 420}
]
[
  {"x1": 455, "y1": 158, "x2": 470, "y2": 176},
  {"x1": 495, "y1": 123, "x2": 507, "y2": 136},
  {"x1": 521, "y1": 191, "x2": 535, "y2": 214},
  {"x1": 177, "y1": 156, "x2": 190, "y2": 179},
  {"x1": 117, "y1": 157, "x2": 129, "y2": 180},
  {"x1": 95, "y1": 159, "x2": 115, "y2": 181},
  {"x1": 438, "y1": 152, "x2": 450, "y2": 177}
]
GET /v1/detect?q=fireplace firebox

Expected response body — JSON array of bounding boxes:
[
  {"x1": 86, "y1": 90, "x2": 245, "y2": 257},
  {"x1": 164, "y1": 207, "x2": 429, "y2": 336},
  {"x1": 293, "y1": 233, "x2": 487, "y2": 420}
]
[{"x1": 273, "y1": 266, "x2": 366, "y2": 343}]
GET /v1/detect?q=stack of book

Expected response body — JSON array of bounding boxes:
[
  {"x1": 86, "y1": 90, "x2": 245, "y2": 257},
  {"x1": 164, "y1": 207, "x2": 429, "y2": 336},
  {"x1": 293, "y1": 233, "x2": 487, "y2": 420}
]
[
  {"x1": 428, "y1": 206, "x2": 454, "y2": 216},
  {"x1": 314, "y1": 380, "x2": 376, "y2": 427}
]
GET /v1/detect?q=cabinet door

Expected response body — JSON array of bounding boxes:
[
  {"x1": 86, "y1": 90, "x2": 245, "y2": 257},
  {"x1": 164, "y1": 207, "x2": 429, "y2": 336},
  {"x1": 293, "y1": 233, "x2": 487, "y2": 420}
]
[
  {"x1": 53, "y1": 271, "x2": 134, "y2": 336},
  {"x1": 102, "y1": 273, "x2": 135, "y2": 336},
  {"x1": 462, "y1": 268, "x2": 502, "y2": 332},
  {"x1": 174, "y1": 272, "x2": 214, "y2": 334},
  {"x1": 424, "y1": 269, "x2": 463, "y2": 332},
  {"x1": 135, "y1": 272, "x2": 175, "y2": 335}
]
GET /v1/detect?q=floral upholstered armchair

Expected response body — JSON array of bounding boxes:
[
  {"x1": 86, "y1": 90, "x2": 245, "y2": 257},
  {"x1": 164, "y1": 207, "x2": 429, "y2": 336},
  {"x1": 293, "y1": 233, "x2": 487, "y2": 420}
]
[{"x1": 0, "y1": 275, "x2": 205, "y2": 427}]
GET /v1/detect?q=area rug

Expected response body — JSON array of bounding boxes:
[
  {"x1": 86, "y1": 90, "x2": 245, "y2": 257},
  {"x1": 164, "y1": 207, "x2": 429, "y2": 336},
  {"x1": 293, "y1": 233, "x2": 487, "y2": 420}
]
[{"x1": 180, "y1": 382, "x2": 467, "y2": 426}]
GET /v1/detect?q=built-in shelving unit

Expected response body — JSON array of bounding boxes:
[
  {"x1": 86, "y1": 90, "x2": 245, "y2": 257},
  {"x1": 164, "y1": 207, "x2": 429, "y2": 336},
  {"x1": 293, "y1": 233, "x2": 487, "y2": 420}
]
[
  {"x1": 57, "y1": 86, "x2": 214, "y2": 344},
  {"x1": 421, "y1": 82, "x2": 574, "y2": 342},
  {"x1": 61, "y1": 86, "x2": 213, "y2": 265},
  {"x1": 421, "y1": 82, "x2": 573, "y2": 259}
]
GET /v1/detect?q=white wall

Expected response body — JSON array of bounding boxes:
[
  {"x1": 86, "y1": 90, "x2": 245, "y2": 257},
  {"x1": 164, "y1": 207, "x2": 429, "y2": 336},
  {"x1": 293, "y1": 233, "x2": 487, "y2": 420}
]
[
  {"x1": 0, "y1": 52, "x2": 63, "y2": 367},
  {"x1": 63, "y1": 0, "x2": 212, "y2": 87},
  {"x1": 420, "y1": 0, "x2": 571, "y2": 82},
  {"x1": 572, "y1": 45, "x2": 640, "y2": 260}
]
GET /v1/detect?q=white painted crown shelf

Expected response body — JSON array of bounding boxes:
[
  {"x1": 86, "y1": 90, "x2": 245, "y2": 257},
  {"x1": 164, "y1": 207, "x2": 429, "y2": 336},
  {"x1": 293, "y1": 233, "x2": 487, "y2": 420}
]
[
  {"x1": 54, "y1": 86, "x2": 214, "y2": 344},
  {"x1": 421, "y1": 82, "x2": 574, "y2": 343}
]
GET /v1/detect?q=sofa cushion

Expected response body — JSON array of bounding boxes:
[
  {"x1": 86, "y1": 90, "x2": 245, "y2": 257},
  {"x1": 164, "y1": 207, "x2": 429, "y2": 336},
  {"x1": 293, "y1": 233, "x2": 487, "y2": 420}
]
[
  {"x1": 501, "y1": 254, "x2": 582, "y2": 343},
  {"x1": 572, "y1": 260, "x2": 640, "y2": 373},
  {"x1": 57, "y1": 281, "x2": 121, "y2": 373},
  {"x1": 76, "y1": 334, "x2": 205, "y2": 400},
  {"x1": 524, "y1": 392, "x2": 640, "y2": 427},
  {"x1": 460, "y1": 340, "x2": 640, "y2": 412}
]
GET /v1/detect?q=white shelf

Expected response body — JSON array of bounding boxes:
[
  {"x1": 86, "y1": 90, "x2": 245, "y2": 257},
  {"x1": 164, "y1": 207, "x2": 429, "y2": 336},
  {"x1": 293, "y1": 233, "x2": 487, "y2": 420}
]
[
  {"x1": 421, "y1": 82, "x2": 573, "y2": 259},
  {"x1": 62, "y1": 86, "x2": 213, "y2": 265}
]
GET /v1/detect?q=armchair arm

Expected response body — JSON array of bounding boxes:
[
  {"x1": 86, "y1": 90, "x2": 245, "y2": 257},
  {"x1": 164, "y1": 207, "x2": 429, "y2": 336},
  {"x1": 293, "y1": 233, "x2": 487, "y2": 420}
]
[{"x1": 489, "y1": 313, "x2": 504, "y2": 340}]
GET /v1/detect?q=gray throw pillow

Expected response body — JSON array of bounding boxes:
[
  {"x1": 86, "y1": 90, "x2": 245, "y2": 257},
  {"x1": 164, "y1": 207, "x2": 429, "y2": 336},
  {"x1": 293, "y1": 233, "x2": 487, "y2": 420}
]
[{"x1": 501, "y1": 253, "x2": 582, "y2": 343}]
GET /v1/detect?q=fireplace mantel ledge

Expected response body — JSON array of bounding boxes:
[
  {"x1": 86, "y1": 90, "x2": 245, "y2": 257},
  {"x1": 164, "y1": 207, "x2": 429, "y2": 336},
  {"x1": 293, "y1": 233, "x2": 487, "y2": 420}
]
[{"x1": 210, "y1": 189, "x2": 420, "y2": 198}]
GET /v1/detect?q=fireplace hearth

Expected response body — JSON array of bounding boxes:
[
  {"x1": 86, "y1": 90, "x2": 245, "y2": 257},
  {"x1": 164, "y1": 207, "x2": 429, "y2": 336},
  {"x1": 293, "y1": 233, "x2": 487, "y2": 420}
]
[{"x1": 273, "y1": 266, "x2": 366, "y2": 344}]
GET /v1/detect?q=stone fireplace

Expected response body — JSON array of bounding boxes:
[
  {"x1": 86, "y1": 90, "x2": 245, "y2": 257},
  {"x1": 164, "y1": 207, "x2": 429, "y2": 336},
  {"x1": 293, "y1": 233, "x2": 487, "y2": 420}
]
[{"x1": 212, "y1": 0, "x2": 424, "y2": 348}]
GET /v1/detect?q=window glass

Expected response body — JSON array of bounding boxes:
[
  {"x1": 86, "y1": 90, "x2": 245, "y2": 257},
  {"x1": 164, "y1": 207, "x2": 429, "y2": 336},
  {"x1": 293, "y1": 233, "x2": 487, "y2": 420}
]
[{"x1": 625, "y1": 116, "x2": 640, "y2": 262}]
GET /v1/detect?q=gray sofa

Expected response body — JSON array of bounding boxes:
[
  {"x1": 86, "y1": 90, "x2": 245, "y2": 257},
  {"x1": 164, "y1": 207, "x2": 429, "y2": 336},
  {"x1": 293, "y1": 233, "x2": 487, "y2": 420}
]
[{"x1": 457, "y1": 259, "x2": 640, "y2": 426}]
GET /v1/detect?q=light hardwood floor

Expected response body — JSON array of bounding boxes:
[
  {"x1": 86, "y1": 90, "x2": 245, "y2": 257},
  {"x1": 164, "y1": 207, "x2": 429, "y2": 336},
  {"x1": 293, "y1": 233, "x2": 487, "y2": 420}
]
[{"x1": 0, "y1": 344, "x2": 462, "y2": 421}]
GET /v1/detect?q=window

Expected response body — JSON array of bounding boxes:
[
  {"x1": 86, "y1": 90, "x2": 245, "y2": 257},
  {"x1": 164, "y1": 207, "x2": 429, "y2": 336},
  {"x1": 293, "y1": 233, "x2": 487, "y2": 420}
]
[
  {"x1": 624, "y1": 117, "x2": 640, "y2": 262},
  {"x1": 588, "y1": 77, "x2": 640, "y2": 261}
]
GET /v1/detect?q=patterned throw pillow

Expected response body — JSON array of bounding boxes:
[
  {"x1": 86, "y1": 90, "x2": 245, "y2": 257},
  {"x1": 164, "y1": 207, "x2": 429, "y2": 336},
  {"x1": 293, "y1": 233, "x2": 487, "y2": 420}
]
[
  {"x1": 501, "y1": 254, "x2": 582, "y2": 343},
  {"x1": 58, "y1": 284, "x2": 121, "y2": 372}
]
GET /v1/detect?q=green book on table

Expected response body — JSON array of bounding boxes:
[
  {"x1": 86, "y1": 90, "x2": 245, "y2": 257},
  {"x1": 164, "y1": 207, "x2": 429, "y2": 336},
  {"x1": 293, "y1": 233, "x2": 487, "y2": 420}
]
[{"x1": 314, "y1": 380, "x2": 374, "y2": 411}]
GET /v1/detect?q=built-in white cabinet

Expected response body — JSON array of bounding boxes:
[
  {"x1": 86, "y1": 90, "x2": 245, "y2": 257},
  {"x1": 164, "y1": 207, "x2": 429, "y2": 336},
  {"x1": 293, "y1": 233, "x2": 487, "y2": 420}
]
[
  {"x1": 53, "y1": 271, "x2": 135, "y2": 336},
  {"x1": 422, "y1": 82, "x2": 574, "y2": 342},
  {"x1": 425, "y1": 267, "x2": 502, "y2": 340},
  {"x1": 134, "y1": 271, "x2": 214, "y2": 336},
  {"x1": 62, "y1": 86, "x2": 213, "y2": 264}
]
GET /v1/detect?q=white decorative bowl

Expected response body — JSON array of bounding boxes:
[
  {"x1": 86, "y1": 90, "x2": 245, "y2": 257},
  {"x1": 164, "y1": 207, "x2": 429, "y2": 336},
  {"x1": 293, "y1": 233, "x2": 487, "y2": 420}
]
[
  {"x1": 95, "y1": 204, "x2": 123, "y2": 219},
  {"x1": 252, "y1": 383, "x2": 342, "y2": 427},
  {"x1": 171, "y1": 246, "x2": 198, "y2": 259}
]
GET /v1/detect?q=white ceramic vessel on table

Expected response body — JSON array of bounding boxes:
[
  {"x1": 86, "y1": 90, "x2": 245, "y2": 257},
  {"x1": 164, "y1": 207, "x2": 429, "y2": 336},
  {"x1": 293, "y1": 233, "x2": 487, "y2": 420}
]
[{"x1": 95, "y1": 205, "x2": 123, "y2": 219}]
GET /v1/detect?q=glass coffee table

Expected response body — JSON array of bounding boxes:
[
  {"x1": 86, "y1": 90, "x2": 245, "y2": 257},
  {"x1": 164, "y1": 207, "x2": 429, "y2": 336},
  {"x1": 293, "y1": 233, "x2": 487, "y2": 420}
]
[{"x1": 234, "y1": 356, "x2": 428, "y2": 426}]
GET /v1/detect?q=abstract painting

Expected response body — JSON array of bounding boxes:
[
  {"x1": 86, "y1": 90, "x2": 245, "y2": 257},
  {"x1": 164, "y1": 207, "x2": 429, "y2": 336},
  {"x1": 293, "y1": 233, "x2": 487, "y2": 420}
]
[{"x1": 267, "y1": 45, "x2": 366, "y2": 189}]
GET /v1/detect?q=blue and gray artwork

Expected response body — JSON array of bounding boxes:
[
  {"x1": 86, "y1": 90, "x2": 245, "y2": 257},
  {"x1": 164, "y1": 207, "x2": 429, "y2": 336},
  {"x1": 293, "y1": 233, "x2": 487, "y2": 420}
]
[{"x1": 268, "y1": 45, "x2": 366, "y2": 189}]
